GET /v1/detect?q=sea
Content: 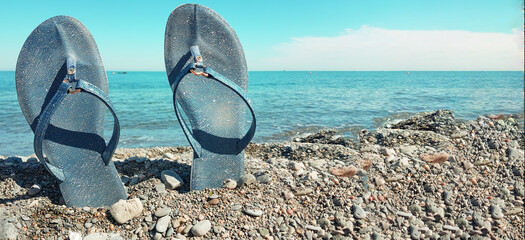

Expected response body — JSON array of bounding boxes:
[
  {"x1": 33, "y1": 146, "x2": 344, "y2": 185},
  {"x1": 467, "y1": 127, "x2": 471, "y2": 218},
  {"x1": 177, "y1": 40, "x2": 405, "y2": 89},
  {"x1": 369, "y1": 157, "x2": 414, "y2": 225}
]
[{"x1": 1, "y1": 71, "x2": 523, "y2": 156}]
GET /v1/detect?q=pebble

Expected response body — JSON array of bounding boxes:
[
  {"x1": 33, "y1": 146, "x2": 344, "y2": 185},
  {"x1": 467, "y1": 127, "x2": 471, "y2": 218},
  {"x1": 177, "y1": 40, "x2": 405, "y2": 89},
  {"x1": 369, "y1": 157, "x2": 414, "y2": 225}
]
[
  {"x1": 256, "y1": 174, "x2": 272, "y2": 183},
  {"x1": 69, "y1": 232, "x2": 82, "y2": 240},
  {"x1": 443, "y1": 225, "x2": 460, "y2": 231},
  {"x1": 305, "y1": 225, "x2": 322, "y2": 231},
  {"x1": 243, "y1": 209, "x2": 263, "y2": 217},
  {"x1": 238, "y1": 174, "x2": 256, "y2": 186},
  {"x1": 491, "y1": 204, "x2": 504, "y2": 219},
  {"x1": 161, "y1": 170, "x2": 184, "y2": 189},
  {"x1": 289, "y1": 162, "x2": 305, "y2": 171},
  {"x1": 191, "y1": 220, "x2": 211, "y2": 237},
  {"x1": 504, "y1": 207, "x2": 523, "y2": 216},
  {"x1": 27, "y1": 184, "x2": 41, "y2": 196},
  {"x1": 507, "y1": 147, "x2": 522, "y2": 161},
  {"x1": 353, "y1": 205, "x2": 367, "y2": 219},
  {"x1": 258, "y1": 228, "x2": 269, "y2": 236},
  {"x1": 156, "y1": 215, "x2": 171, "y2": 233},
  {"x1": 154, "y1": 207, "x2": 171, "y2": 218},
  {"x1": 222, "y1": 179, "x2": 237, "y2": 189},
  {"x1": 283, "y1": 191, "x2": 294, "y2": 200},
  {"x1": 162, "y1": 152, "x2": 176, "y2": 160},
  {"x1": 371, "y1": 232, "x2": 384, "y2": 240},
  {"x1": 83, "y1": 233, "x2": 122, "y2": 240},
  {"x1": 154, "y1": 183, "x2": 166, "y2": 193},
  {"x1": 294, "y1": 188, "x2": 313, "y2": 196},
  {"x1": 395, "y1": 211, "x2": 413, "y2": 218},
  {"x1": 0, "y1": 221, "x2": 17, "y2": 240},
  {"x1": 109, "y1": 198, "x2": 144, "y2": 224},
  {"x1": 385, "y1": 175, "x2": 404, "y2": 182}
]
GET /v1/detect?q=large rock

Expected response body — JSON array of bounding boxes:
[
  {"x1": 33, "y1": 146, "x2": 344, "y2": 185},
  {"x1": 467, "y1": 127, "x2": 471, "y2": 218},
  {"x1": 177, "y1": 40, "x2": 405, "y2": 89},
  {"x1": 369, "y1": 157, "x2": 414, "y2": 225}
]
[
  {"x1": 109, "y1": 198, "x2": 143, "y2": 224},
  {"x1": 191, "y1": 220, "x2": 211, "y2": 236},
  {"x1": 0, "y1": 220, "x2": 17, "y2": 240},
  {"x1": 161, "y1": 170, "x2": 183, "y2": 189}
]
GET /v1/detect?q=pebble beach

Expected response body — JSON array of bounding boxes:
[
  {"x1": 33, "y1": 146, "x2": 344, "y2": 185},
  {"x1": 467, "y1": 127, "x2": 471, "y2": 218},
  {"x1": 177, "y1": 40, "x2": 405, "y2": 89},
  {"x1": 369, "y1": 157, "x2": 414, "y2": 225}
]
[{"x1": 1, "y1": 109, "x2": 523, "y2": 240}]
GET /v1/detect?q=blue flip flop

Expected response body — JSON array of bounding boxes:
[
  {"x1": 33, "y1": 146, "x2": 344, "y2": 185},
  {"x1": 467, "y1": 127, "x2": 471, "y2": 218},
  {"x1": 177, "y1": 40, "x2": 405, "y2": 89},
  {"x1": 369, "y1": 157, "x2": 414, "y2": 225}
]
[
  {"x1": 164, "y1": 4, "x2": 256, "y2": 190},
  {"x1": 16, "y1": 16, "x2": 127, "y2": 207}
]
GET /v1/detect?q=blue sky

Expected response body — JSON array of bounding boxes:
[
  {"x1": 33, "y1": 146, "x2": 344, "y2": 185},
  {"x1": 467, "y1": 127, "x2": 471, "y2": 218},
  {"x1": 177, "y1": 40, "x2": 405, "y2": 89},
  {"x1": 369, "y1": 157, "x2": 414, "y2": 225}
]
[{"x1": 0, "y1": 0, "x2": 523, "y2": 71}]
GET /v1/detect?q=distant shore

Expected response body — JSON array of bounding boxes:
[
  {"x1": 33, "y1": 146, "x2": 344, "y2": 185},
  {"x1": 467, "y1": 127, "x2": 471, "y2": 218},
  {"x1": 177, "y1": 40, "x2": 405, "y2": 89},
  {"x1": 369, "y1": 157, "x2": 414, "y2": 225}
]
[{"x1": 1, "y1": 109, "x2": 523, "y2": 239}]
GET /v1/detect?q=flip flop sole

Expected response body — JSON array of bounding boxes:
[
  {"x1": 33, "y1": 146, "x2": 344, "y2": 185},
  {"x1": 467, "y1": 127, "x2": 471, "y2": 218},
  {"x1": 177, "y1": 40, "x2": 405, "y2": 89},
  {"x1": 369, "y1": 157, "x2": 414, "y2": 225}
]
[
  {"x1": 16, "y1": 16, "x2": 126, "y2": 207},
  {"x1": 165, "y1": 4, "x2": 250, "y2": 190}
]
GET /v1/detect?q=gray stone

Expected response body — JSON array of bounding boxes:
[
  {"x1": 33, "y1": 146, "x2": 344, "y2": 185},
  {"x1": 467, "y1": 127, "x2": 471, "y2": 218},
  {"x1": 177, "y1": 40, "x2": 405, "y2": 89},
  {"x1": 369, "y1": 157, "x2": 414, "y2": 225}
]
[
  {"x1": 256, "y1": 174, "x2": 272, "y2": 183},
  {"x1": 399, "y1": 145, "x2": 418, "y2": 155},
  {"x1": 83, "y1": 233, "x2": 122, "y2": 240},
  {"x1": 183, "y1": 224, "x2": 193, "y2": 234},
  {"x1": 154, "y1": 183, "x2": 166, "y2": 193},
  {"x1": 408, "y1": 204, "x2": 421, "y2": 214},
  {"x1": 27, "y1": 184, "x2": 41, "y2": 196},
  {"x1": 166, "y1": 227, "x2": 174, "y2": 237},
  {"x1": 68, "y1": 232, "x2": 82, "y2": 240},
  {"x1": 162, "y1": 152, "x2": 176, "y2": 160},
  {"x1": 258, "y1": 228, "x2": 269, "y2": 237},
  {"x1": 283, "y1": 191, "x2": 294, "y2": 200},
  {"x1": 84, "y1": 222, "x2": 93, "y2": 228},
  {"x1": 305, "y1": 225, "x2": 322, "y2": 231},
  {"x1": 353, "y1": 205, "x2": 367, "y2": 219},
  {"x1": 155, "y1": 215, "x2": 171, "y2": 233},
  {"x1": 395, "y1": 211, "x2": 413, "y2": 218},
  {"x1": 243, "y1": 209, "x2": 263, "y2": 217},
  {"x1": 443, "y1": 225, "x2": 460, "y2": 231},
  {"x1": 222, "y1": 179, "x2": 237, "y2": 189},
  {"x1": 109, "y1": 198, "x2": 144, "y2": 224},
  {"x1": 318, "y1": 217, "x2": 331, "y2": 228},
  {"x1": 371, "y1": 232, "x2": 384, "y2": 240},
  {"x1": 0, "y1": 221, "x2": 17, "y2": 240},
  {"x1": 153, "y1": 233, "x2": 162, "y2": 240},
  {"x1": 507, "y1": 148, "x2": 522, "y2": 161},
  {"x1": 238, "y1": 174, "x2": 256, "y2": 186},
  {"x1": 161, "y1": 170, "x2": 183, "y2": 189},
  {"x1": 456, "y1": 217, "x2": 469, "y2": 229},
  {"x1": 491, "y1": 205, "x2": 504, "y2": 219},
  {"x1": 154, "y1": 207, "x2": 171, "y2": 218}
]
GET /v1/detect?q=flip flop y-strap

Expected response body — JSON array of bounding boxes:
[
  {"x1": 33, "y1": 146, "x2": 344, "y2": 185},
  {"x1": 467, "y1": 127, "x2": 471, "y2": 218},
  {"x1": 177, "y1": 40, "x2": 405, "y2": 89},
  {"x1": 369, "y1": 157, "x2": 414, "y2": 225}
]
[
  {"x1": 171, "y1": 46, "x2": 256, "y2": 158},
  {"x1": 33, "y1": 57, "x2": 120, "y2": 181}
]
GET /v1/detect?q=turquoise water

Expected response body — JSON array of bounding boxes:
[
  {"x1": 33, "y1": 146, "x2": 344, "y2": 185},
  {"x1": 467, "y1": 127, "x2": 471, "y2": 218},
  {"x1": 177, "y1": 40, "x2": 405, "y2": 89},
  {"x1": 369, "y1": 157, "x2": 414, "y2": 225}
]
[{"x1": 1, "y1": 71, "x2": 523, "y2": 156}]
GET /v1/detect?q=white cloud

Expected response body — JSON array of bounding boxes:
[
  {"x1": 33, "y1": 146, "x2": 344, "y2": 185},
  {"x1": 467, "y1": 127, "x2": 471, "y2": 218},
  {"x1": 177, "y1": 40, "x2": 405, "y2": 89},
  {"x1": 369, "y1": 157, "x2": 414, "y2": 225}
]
[{"x1": 251, "y1": 25, "x2": 524, "y2": 71}]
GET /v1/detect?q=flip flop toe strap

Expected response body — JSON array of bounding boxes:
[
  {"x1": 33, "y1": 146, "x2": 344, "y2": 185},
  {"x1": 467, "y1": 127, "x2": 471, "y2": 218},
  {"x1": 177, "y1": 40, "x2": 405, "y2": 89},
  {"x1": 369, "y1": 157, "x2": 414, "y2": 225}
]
[
  {"x1": 171, "y1": 46, "x2": 256, "y2": 158},
  {"x1": 34, "y1": 79, "x2": 120, "y2": 181}
]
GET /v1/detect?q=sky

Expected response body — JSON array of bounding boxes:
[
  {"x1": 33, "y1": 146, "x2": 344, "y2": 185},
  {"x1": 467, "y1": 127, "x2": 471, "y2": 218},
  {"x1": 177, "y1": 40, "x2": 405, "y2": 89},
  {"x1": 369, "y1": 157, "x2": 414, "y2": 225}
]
[{"x1": 0, "y1": 0, "x2": 523, "y2": 71}]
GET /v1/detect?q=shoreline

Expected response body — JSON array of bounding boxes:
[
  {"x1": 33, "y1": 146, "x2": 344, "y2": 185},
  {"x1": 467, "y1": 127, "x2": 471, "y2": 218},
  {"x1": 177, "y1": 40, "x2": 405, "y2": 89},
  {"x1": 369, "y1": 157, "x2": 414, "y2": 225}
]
[{"x1": 1, "y1": 109, "x2": 523, "y2": 239}]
